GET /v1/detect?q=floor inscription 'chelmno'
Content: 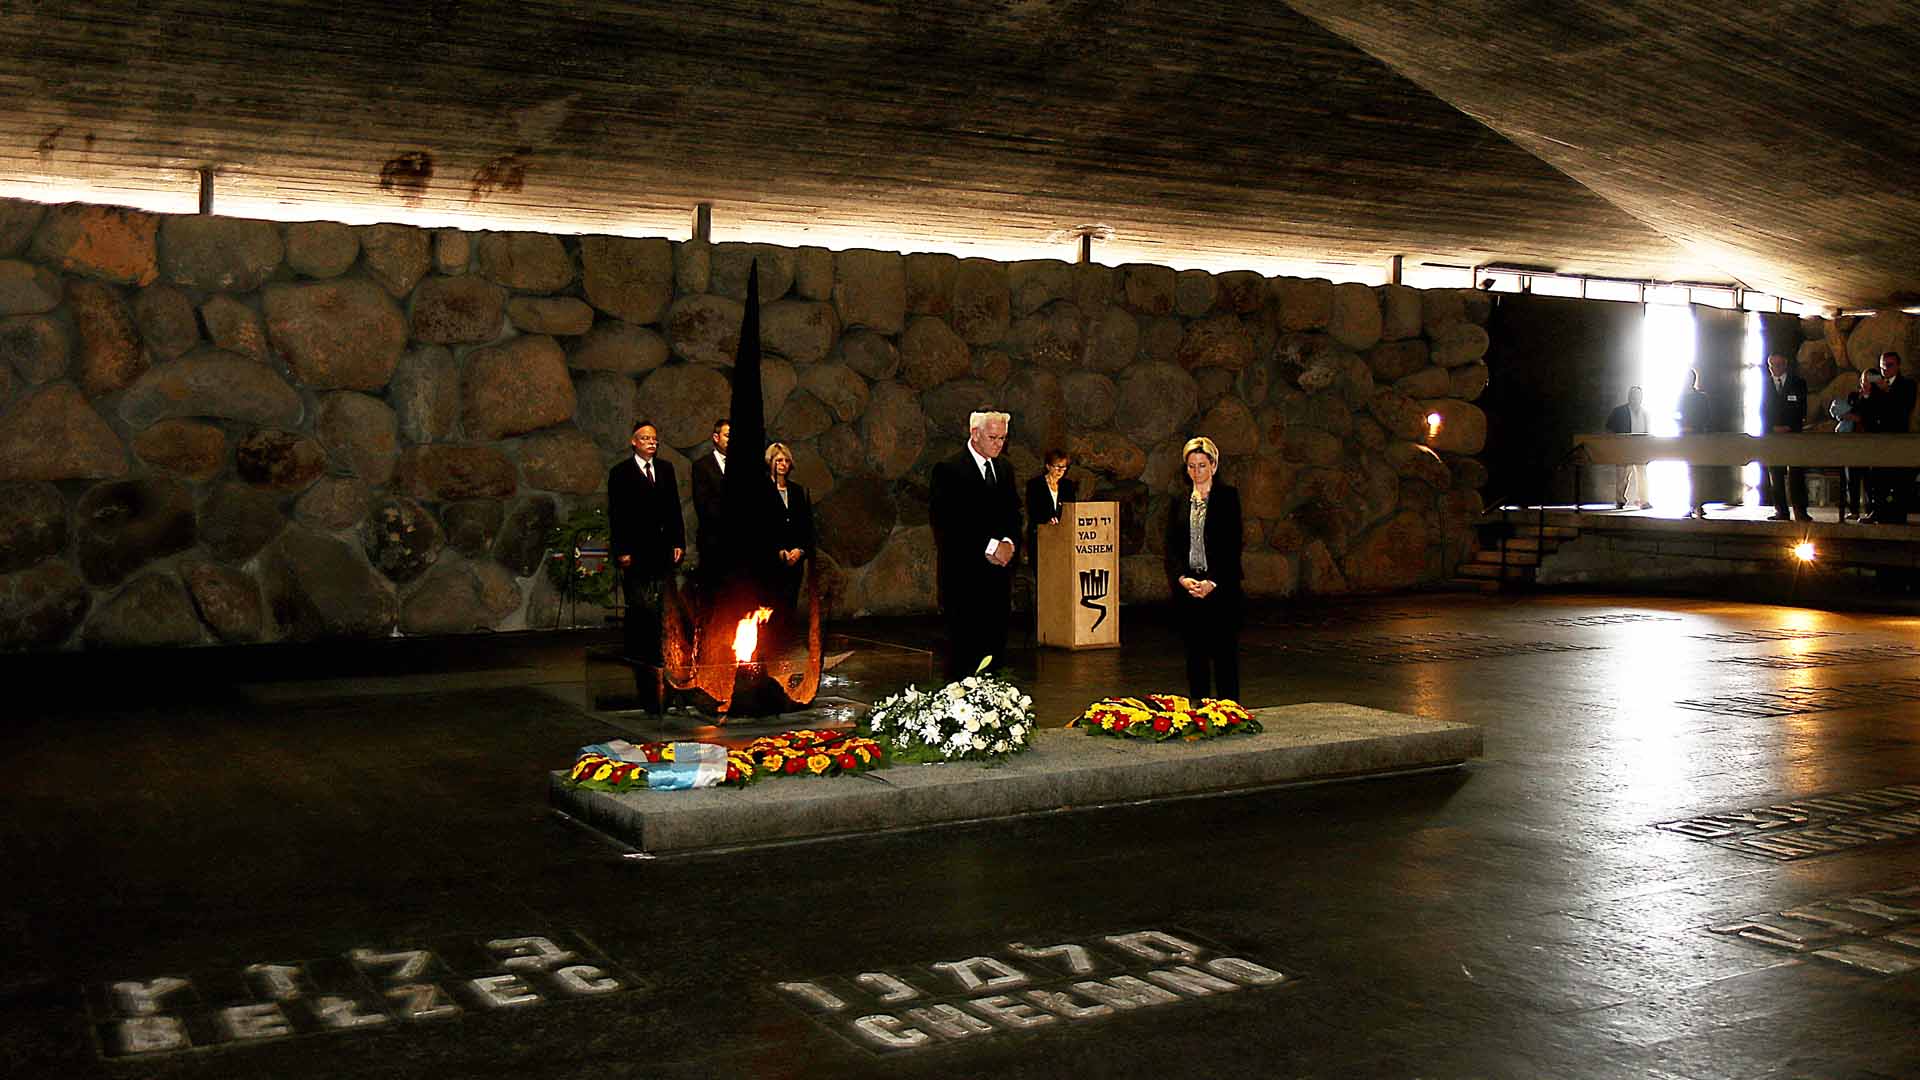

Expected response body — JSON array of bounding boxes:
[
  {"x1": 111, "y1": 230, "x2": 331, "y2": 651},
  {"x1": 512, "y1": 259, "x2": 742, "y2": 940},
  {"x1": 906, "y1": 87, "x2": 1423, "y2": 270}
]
[
  {"x1": 1528, "y1": 613, "x2": 1681, "y2": 627},
  {"x1": 1712, "y1": 643, "x2": 1920, "y2": 670},
  {"x1": 772, "y1": 929, "x2": 1291, "y2": 1055},
  {"x1": 1672, "y1": 678, "x2": 1920, "y2": 718},
  {"x1": 1271, "y1": 632, "x2": 1597, "y2": 664},
  {"x1": 1689, "y1": 628, "x2": 1852, "y2": 644},
  {"x1": 1656, "y1": 784, "x2": 1920, "y2": 861},
  {"x1": 1710, "y1": 882, "x2": 1920, "y2": 976}
]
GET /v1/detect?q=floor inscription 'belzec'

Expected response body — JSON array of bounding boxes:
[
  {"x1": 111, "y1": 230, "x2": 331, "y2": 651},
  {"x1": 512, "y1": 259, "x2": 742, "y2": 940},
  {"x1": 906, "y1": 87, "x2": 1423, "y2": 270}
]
[
  {"x1": 1710, "y1": 881, "x2": 1920, "y2": 976},
  {"x1": 1673, "y1": 678, "x2": 1920, "y2": 718},
  {"x1": 772, "y1": 929, "x2": 1292, "y2": 1055},
  {"x1": 1655, "y1": 784, "x2": 1920, "y2": 861},
  {"x1": 1712, "y1": 643, "x2": 1920, "y2": 670},
  {"x1": 1689, "y1": 628, "x2": 1852, "y2": 644}
]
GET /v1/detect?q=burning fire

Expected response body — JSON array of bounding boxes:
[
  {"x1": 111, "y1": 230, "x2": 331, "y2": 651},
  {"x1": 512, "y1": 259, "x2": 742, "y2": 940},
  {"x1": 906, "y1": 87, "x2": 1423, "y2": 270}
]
[{"x1": 732, "y1": 608, "x2": 774, "y2": 663}]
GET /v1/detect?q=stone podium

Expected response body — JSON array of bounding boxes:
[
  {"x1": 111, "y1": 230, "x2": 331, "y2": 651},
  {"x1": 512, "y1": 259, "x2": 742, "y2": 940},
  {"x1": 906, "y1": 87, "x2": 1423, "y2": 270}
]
[{"x1": 1035, "y1": 500, "x2": 1120, "y2": 649}]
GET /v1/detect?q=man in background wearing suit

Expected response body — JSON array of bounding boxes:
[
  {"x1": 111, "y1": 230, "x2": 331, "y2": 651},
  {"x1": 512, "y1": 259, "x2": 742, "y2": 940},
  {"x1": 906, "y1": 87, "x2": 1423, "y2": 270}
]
[
  {"x1": 1759, "y1": 353, "x2": 1810, "y2": 522},
  {"x1": 930, "y1": 410, "x2": 1022, "y2": 681},
  {"x1": 607, "y1": 420, "x2": 684, "y2": 673},
  {"x1": 1867, "y1": 351, "x2": 1918, "y2": 524},
  {"x1": 690, "y1": 417, "x2": 730, "y2": 585}
]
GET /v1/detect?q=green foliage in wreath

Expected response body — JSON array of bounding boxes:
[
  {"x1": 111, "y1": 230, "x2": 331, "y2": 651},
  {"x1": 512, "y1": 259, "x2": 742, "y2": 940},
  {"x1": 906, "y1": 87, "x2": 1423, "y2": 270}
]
[{"x1": 544, "y1": 506, "x2": 618, "y2": 607}]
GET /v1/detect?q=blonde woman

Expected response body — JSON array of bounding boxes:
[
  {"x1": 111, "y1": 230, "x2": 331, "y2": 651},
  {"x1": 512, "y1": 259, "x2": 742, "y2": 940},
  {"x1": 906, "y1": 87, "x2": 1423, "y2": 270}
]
[
  {"x1": 1162, "y1": 436, "x2": 1243, "y2": 701},
  {"x1": 763, "y1": 442, "x2": 814, "y2": 648}
]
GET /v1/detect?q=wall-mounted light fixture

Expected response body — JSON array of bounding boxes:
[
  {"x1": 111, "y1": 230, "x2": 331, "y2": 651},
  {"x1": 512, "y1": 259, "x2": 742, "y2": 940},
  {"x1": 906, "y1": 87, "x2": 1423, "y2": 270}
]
[
  {"x1": 1426, "y1": 412, "x2": 1444, "y2": 440},
  {"x1": 1791, "y1": 541, "x2": 1817, "y2": 563}
]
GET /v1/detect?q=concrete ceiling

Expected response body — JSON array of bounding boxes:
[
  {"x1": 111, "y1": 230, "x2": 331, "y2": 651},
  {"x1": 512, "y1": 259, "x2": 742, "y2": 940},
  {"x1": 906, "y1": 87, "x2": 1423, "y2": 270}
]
[{"x1": 2, "y1": 1, "x2": 1911, "y2": 306}]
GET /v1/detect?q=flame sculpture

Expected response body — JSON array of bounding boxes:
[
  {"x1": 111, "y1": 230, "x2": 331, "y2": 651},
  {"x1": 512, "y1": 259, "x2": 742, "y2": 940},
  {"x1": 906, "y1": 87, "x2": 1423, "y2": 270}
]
[{"x1": 733, "y1": 608, "x2": 773, "y2": 663}]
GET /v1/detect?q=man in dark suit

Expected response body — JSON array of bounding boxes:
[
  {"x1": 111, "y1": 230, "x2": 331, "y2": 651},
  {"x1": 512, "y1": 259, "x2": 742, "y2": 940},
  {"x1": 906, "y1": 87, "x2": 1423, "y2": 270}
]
[
  {"x1": 690, "y1": 417, "x2": 730, "y2": 584},
  {"x1": 607, "y1": 420, "x2": 684, "y2": 671},
  {"x1": 930, "y1": 410, "x2": 1021, "y2": 681},
  {"x1": 1759, "y1": 353, "x2": 1810, "y2": 522},
  {"x1": 1867, "y1": 351, "x2": 1918, "y2": 523}
]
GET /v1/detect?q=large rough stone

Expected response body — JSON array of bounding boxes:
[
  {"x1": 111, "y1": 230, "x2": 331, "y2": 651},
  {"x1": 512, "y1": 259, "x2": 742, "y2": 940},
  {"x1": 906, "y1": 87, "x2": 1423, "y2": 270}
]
[
  {"x1": 0, "y1": 200, "x2": 48, "y2": 257},
  {"x1": 1061, "y1": 371, "x2": 1118, "y2": 430},
  {"x1": 580, "y1": 235, "x2": 673, "y2": 324},
  {"x1": 1448, "y1": 455, "x2": 1489, "y2": 490},
  {"x1": 1214, "y1": 271, "x2": 1264, "y2": 314},
  {"x1": 508, "y1": 296, "x2": 594, "y2": 336},
  {"x1": 817, "y1": 476, "x2": 896, "y2": 568},
  {"x1": 81, "y1": 573, "x2": 202, "y2": 647},
  {"x1": 264, "y1": 279, "x2": 408, "y2": 389},
  {"x1": 1328, "y1": 283, "x2": 1383, "y2": 351},
  {"x1": 859, "y1": 525, "x2": 937, "y2": 614},
  {"x1": 68, "y1": 280, "x2": 146, "y2": 398},
  {"x1": 569, "y1": 321, "x2": 669, "y2": 375},
  {"x1": 817, "y1": 422, "x2": 868, "y2": 478},
  {"x1": 1377, "y1": 284, "x2": 1422, "y2": 341},
  {"x1": 285, "y1": 221, "x2": 359, "y2": 279},
  {"x1": 1001, "y1": 369, "x2": 1067, "y2": 453},
  {"x1": 794, "y1": 247, "x2": 834, "y2": 302},
  {"x1": 1000, "y1": 260, "x2": 1068, "y2": 318},
  {"x1": 973, "y1": 346, "x2": 1012, "y2": 387},
  {"x1": 30, "y1": 204, "x2": 158, "y2": 285},
  {"x1": 1449, "y1": 362, "x2": 1490, "y2": 401},
  {"x1": 492, "y1": 495, "x2": 558, "y2": 576},
  {"x1": 710, "y1": 243, "x2": 795, "y2": 304},
  {"x1": 132, "y1": 419, "x2": 225, "y2": 480},
  {"x1": 131, "y1": 285, "x2": 197, "y2": 362},
  {"x1": 476, "y1": 232, "x2": 573, "y2": 293},
  {"x1": 400, "y1": 558, "x2": 520, "y2": 634},
  {"x1": 1797, "y1": 339, "x2": 1837, "y2": 389},
  {"x1": 518, "y1": 428, "x2": 602, "y2": 493},
  {"x1": 762, "y1": 356, "x2": 797, "y2": 428},
  {"x1": 360, "y1": 224, "x2": 432, "y2": 297},
  {"x1": 295, "y1": 477, "x2": 372, "y2": 531},
  {"x1": 159, "y1": 216, "x2": 283, "y2": 291},
  {"x1": 835, "y1": 328, "x2": 898, "y2": 382},
  {"x1": 799, "y1": 364, "x2": 869, "y2": 424},
  {"x1": 898, "y1": 316, "x2": 970, "y2": 389},
  {"x1": 1368, "y1": 389, "x2": 1428, "y2": 442},
  {"x1": 1366, "y1": 339, "x2": 1430, "y2": 382},
  {"x1": 1116, "y1": 362, "x2": 1200, "y2": 445},
  {"x1": 1825, "y1": 316, "x2": 1857, "y2": 371},
  {"x1": 786, "y1": 442, "x2": 834, "y2": 499},
  {"x1": 1274, "y1": 277, "x2": 1332, "y2": 331},
  {"x1": 1286, "y1": 336, "x2": 1375, "y2": 409},
  {"x1": 316, "y1": 392, "x2": 398, "y2": 485},
  {"x1": 234, "y1": 429, "x2": 325, "y2": 492},
  {"x1": 1432, "y1": 322, "x2": 1491, "y2": 368},
  {"x1": 1085, "y1": 307, "x2": 1140, "y2": 373},
  {"x1": 832, "y1": 249, "x2": 907, "y2": 334},
  {"x1": 862, "y1": 381, "x2": 927, "y2": 479},
  {"x1": 1067, "y1": 430, "x2": 1146, "y2": 480},
  {"x1": 181, "y1": 560, "x2": 263, "y2": 642},
  {"x1": 0, "y1": 481, "x2": 65, "y2": 573},
  {"x1": 200, "y1": 481, "x2": 287, "y2": 562},
  {"x1": 1194, "y1": 368, "x2": 1237, "y2": 407},
  {"x1": 389, "y1": 345, "x2": 459, "y2": 444},
  {"x1": 1200, "y1": 398, "x2": 1260, "y2": 457},
  {"x1": 637, "y1": 363, "x2": 731, "y2": 448},
  {"x1": 0, "y1": 314, "x2": 70, "y2": 384},
  {"x1": 76, "y1": 477, "x2": 194, "y2": 585},
  {"x1": 1236, "y1": 455, "x2": 1298, "y2": 519},
  {"x1": 1299, "y1": 539, "x2": 1348, "y2": 595},
  {"x1": 410, "y1": 274, "x2": 506, "y2": 344},
  {"x1": 120, "y1": 351, "x2": 303, "y2": 437},
  {"x1": 1395, "y1": 365, "x2": 1453, "y2": 399},
  {"x1": 363, "y1": 496, "x2": 444, "y2": 583},
  {"x1": 261, "y1": 527, "x2": 396, "y2": 640},
  {"x1": 1385, "y1": 441, "x2": 1453, "y2": 489},
  {"x1": 666, "y1": 294, "x2": 744, "y2": 367},
  {"x1": 0, "y1": 561, "x2": 88, "y2": 648},
  {"x1": 435, "y1": 230, "x2": 472, "y2": 275},
  {"x1": 1176, "y1": 314, "x2": 1254, "y2": 371},
  {"x1": 761, "y1": 300, "x2": 838, "y2": 364},
  {"x1": 200, "y1": 295, "x2": 268, "y2": 361},
  {"x1": 1343, "y1": 510, "x2": 1430, "y2": 591},
  {"x1": 1243, "y1": 552, "x2": 1298, "y2": 599},
  {"x1": 1120, "y1": 265, "x2": 1176, "y2": 316},
  {"x1": 0, "y1": 384, "x2": 126, "y2": 480},
  {"x1": 0, "y1": 261, "x2": 61, "y2": 316},
  {"x1": 1138, "y1": 317, "x2": 1183, "y2": 364},
  {"x1": 463, "y1": 335, "x2": 575, "y2": 441},
  {"x1": 442, "y1": 498, "x2": 504, "y2": 557},
  {"x1": 1173, "y1": 269, "x2": 1217, "y2": 317},
  {"x1": 673, "y1": 241, "x2": 710, "y2": 295},
  {"x1": 1009, "y1": 302, "x2": 1084, "y2": 371},
  {"x1": 572, "y1": 370, "x2": 638, "y2": 454},
  {"x1": 904, "y1": 253, "x2": 958, "y2": 315},
  {"x1": 1421, "y1": 288, "x2": 1469, "y2": 334},
  {"x1": 394, "y1": 446, "x2": 518, "y2": 499},
  {"x1": 772, "y1": 390, "x2": 832, "y2": 442},
  {"x1": 1420, "y1": 398, "x2": 1487, "y2": 455},
  {"x1": 951, "y1": 260, "x2": 1010, "y2": 345}
]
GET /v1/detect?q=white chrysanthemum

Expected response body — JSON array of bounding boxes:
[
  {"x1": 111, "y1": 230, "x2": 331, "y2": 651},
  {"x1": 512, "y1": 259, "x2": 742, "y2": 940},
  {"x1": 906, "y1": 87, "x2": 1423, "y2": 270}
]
[{"x1": 971, "y1": 735, "x2": 987, "y2": 750}]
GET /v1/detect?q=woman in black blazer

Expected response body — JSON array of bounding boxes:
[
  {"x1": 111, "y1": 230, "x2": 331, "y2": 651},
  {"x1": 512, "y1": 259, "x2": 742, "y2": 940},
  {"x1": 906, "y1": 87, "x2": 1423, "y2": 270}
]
[
  {"x1": 1024, "y1": 448, "x2": 1076, "y2": 566},
  {"x1": 1162, "y1": 436, "x2": 1243, "y2": 702},
  {"x1": 764, "y1": 442, "x2": 814, "y2": 652}
]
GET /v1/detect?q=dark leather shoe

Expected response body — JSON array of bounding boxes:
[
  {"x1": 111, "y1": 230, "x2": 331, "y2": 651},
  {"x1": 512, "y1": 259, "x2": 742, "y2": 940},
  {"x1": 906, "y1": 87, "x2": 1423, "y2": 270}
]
[{"x1": 1767, "y1": 513, "x2": 1790, "y2": 521}]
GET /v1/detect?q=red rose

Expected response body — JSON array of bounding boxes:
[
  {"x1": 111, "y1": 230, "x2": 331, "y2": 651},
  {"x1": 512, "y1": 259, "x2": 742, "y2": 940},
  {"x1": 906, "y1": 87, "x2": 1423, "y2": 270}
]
[
  {"x1": 1153, "y1": 716, "x2": 1171, "y2": 733},
  {"x1": 784, "y1": 758, "x2": 804, "y2": 774},
  {"x1": 838, "y1": 754, "x2": 858, "y2": 770}
]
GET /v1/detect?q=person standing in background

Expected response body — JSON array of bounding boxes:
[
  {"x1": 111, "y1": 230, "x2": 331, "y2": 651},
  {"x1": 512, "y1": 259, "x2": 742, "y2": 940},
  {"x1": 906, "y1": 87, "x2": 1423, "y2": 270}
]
[
  {"x1": 1163, "y1": 436, "x2": 1243, "y2": 703},
  {"x1": 607, "y1": 420, "x2": 685, "y2": 679},
  {"x1": 930, "y1": 411, "x2": 1022, "y2": 680},
  {"x1": 1025, "y1": 448, "x2": 1076, "y2": 568},
  {"x1": 690, "y1": 418, "x2": 730, "y2": 585},
  {"x1": 1678, "y1": 369, "x2": 1712, "y2": 519},
  {"x1": 1604, "y1": 386, "x2": 1651, "y2": 510},
  {"x1": 1759, "y1": 354, "x2": 1810, "y2": 522},
  {"x1": 1831, "y1": 368, "x2": 1880, "y2": 522},
  {"x1": 762, "y1": 441, "x2": 814, "y2": 652},
  {"x1": 1865, "y1": 351, "x2": 1916, "y2": 524}
]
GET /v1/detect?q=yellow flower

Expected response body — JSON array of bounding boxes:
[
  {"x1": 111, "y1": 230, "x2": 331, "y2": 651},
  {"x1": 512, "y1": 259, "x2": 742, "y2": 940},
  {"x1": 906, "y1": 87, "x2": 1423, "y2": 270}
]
[
  {"x1": 761, "y1": 754, "x2": 783, "y2": 770},
  {"x1": 807, "y1": 753, "x2": 832, "y2": 774},
  {"x1": 661, "y1": 745, "x2": 675, "y2": 761},
  {"x1": 592, "y1": 763, "x2": 613, "y2": 781}
]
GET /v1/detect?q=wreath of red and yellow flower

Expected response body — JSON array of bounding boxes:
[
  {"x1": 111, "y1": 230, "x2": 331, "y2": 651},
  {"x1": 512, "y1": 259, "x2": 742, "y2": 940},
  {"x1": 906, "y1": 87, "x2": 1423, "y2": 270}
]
[
  {"x1": 742, "y1": 728, "x2": 886, "y2": 780},
  {"x1": 1068, "y1": 694, "x2": 1260, "y2": 742}
]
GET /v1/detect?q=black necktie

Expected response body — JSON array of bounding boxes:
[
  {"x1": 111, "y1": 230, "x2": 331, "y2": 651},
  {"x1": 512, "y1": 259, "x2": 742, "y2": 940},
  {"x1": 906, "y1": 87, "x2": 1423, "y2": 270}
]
[
  {"x1": 643, "y1": 462, "x2": 654, "y2": 483},
  {"x1": 983, "y1": 460, "x2": 995, "y2": 486}
]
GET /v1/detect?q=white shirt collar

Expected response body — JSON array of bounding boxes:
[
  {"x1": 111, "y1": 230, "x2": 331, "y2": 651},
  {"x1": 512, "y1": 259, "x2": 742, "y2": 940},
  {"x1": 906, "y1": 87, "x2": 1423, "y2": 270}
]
[
  {"x1": 713, "y1": 449, "x2": 727, "y2": 472},
  {"x1": 967, "y1": 443, "x2": 993, "y2": 475},
  {"x1": 634, "y1": 453, "x2": 653, "y2": 470}
]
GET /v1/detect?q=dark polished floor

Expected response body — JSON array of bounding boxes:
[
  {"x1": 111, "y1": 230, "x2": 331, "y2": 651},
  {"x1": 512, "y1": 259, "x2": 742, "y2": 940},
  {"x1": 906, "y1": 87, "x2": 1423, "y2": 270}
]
[{"x1": 4, "y1": 592, "x2": 1919, "y2": 1079}]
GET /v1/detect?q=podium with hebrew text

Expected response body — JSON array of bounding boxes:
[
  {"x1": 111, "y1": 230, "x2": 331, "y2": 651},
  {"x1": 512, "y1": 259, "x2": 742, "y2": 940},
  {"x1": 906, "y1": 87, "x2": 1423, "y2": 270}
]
[{"x1": 1035, "y1": 500, "x2": 1120, "y2": 649}]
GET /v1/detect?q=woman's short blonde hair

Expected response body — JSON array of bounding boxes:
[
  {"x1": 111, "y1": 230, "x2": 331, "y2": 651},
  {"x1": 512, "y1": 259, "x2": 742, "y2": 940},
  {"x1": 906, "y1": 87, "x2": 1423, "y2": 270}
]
[
  {"x1": 765, "y1": 441, "x2": 794, "y2": 467},
  {"x1": 1181, "y1": 436, "x2": 1219, "y2": 463}
]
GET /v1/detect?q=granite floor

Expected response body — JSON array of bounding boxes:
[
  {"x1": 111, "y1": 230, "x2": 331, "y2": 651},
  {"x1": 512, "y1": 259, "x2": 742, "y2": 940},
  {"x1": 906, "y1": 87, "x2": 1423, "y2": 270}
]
[{"x1": 3, "y1": 591, "x2": 1919, "y2": 1078}]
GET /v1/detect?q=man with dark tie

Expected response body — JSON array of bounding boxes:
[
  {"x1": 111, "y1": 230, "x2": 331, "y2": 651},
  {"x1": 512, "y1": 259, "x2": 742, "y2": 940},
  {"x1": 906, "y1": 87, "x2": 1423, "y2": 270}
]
[
  {"x1": 607, "y1": 420, "x2": 684, "y2": 675},
  {"x1": 1866, "y1": 351, "x2": 1918, "y2": 524},
  {"x1": 1759, "y1": 353, "x2": 1809, "y2": 522},
  {"x1": 930, "y1": 410, "x2": 1022, "y2": 681},
  {"x1": 690, "y1": 417, "x2": 730, "y2": 584}
]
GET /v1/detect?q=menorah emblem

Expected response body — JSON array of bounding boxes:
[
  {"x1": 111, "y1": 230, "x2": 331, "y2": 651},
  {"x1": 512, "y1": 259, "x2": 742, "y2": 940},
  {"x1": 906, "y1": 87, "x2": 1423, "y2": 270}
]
[{"x1": 1078, "y1": 568, "x2": 1110, "y2": 631}]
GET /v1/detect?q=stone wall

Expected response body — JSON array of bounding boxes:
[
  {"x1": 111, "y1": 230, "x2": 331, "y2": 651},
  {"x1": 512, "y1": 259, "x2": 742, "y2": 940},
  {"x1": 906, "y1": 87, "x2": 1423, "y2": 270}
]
[
  {"x1": 1801, "y1": 311, "x2": 1920, "y2": 431},
  {"x1": 0, "y1": 197, "x2": 1491, "y2": 650}
]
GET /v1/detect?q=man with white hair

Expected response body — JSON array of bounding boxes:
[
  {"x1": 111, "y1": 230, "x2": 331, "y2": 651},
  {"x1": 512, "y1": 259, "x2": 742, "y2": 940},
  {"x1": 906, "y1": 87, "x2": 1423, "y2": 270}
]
[{"x1": 930, "y1": 410, "x2": 1022, "y2": 680}]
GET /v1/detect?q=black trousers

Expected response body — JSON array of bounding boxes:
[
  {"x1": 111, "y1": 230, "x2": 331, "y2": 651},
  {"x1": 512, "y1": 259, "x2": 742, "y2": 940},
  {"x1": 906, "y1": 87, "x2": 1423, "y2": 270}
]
[
  {"x1": 1870, "y1": 468, "x2": 1913, "y2": 522},
  {"x1": 1764, "y1": 464, "x2": 1807, "y2": 516},
  {"x1": 621, "y1": 566, "x2": 665, "y2": 667},
  {"x1": 1173, "y1": 589, "x2": 1241, "y2": 702},
  {"x1": 944, "y1": 570, "x2": 1012, "y2": 681},
  {"x1": 1843, "y1": 468, "x2": 1867, "y2": 515}
]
